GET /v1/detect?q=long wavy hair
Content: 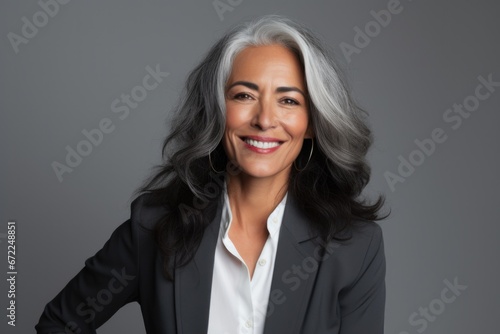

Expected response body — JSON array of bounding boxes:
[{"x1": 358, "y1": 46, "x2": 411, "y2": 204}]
[{"x1": 135, "y1": 15, "x2": 387, "y2": 281}]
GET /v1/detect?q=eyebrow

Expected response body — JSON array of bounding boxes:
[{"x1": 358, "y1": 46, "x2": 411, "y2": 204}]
[{"x1": 227, "y1": 81, "x2": 306, "y2": 98}]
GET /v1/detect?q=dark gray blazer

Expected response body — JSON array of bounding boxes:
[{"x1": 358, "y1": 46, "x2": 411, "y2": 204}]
[{"x1": 35, "y1": 193, "x2": 386, "y2": 333}]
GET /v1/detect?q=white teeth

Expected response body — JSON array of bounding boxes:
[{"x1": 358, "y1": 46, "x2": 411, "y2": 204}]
[{"x1": 245, "y1": 138, "x2": 280, "y2": 149}]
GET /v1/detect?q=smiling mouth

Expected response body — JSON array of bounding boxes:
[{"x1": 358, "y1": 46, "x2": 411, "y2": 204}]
[{"x1": 240, "y1": 137, "x2": 283, "y2": 149}]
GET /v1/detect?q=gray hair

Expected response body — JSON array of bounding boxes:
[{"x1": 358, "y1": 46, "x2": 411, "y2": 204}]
[
  {"x1": 165, "y1": 14, "x2": 372, "y2": 197},
  {"x1": 137, "y1": 16, "x2": 385, "y2": 280}
]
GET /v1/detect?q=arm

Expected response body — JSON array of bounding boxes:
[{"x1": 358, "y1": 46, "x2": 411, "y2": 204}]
[
  {"x1": 339, "y1": 223, "x2": 386, "y2": 333},
  {"x1": 35, "y1": 199, "x2": 143, "y2": 334}
]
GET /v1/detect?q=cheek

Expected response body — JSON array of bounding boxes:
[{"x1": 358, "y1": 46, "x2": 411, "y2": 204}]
[
  {"x1": 285, "y1": 113, "x2": 310, "y2": 138},
  {"x1": 223, "y1": 105, "x2": 245, "y2": 156},
  {"x1": 225, "y1": 104, "x2": 247, "y2": 132}
]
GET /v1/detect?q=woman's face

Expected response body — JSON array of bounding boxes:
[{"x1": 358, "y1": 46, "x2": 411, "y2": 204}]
[{"x1": 223, "y1": 44, "x2": 312, "y2": 181}]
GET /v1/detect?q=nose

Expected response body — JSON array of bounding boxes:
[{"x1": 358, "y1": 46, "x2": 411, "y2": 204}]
[{"x1": 251, "y1": 98, "x2": 277, "y2": 131}]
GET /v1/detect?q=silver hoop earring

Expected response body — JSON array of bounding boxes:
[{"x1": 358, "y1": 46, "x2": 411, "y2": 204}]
[
  {"x1": 294, "y1": 139, "x2": 314, "y2": 172},
  {"x1": 209, "y1": 151, "x2": 224, "y2": 174}
]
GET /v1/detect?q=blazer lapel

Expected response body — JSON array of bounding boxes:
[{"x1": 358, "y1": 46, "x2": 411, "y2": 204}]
[
  {"x1": 263, "y1": 193, "x2": 321, "y2": 334},
  {"x1": 173, "y1": 192, "x2": 322, "y2": 333},
  {"x1": 174, "y1": 199, "x2": 222, "y2": 334}
]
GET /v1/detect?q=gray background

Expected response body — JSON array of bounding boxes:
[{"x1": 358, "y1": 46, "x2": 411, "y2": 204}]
[{"x1": 1, "y1": 0, "x2": 499, "y2": 333}]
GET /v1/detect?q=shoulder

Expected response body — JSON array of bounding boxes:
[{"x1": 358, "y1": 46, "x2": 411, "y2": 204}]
[
  {"x1": 334, "y1": 220, "x2": 384, "y2": 261},
  {"x1": 129, "y1": 192, "x2": 170, "y2": 230},
  {"x1": 100, "y1": 193, "x2": 167, "y2": 248},
  {"x1": 111, "y1": 193, "x2": 170, "y2": 257},
  {"x1": 319, "y1": 220, "x2": 385, "y2": 287},
  {"x1": 349, "y1": 219, "x2": 384, "y2": 248},
  {"x1": 349, "y1": 220, "x2": 384, "y2": 270}
]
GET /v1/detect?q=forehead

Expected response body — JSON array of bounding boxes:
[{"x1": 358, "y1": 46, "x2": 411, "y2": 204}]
[{"x1": 228, "y1": 44, "x2": 305, "y2": 85}]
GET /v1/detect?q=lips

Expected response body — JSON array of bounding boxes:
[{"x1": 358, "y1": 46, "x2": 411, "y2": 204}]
[
  {"x1": 240, "y1": 136, "x2": 284, "y2": 152},
  {"x1": 245, "y1": 138, "x2": 280, "y2": 149}
]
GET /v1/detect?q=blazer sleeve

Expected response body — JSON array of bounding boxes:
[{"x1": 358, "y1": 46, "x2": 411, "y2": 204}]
[
  {"x1": 35, "y1": 197, "x2": 144, "y2": 334},
  {"x1": 339, "y1": 223, "x2": 386, "y2": 334}
]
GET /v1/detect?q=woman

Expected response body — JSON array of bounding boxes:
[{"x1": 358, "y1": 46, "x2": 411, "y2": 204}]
[{"x1": 36, "y1": 15, "x2": 387, "y2": 333}]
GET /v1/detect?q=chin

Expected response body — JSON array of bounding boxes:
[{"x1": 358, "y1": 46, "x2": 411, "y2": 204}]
[{"x1": 236, "y1": 162, "x2": 290, "y2": 179}]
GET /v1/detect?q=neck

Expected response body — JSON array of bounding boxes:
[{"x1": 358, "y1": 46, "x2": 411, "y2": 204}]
[
  {"x1": 227, "y1": 170, "x2": 289, "y2": 206},
  {"x1": 225, "y1": 171, "x2": 289, "y2": 233}
]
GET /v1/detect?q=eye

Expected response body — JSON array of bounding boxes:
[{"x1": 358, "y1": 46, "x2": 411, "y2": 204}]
[
  {"x1": 280, "y1": 98, "x2": 299, "y2": 106},
  {"x1": 234, "y1": 93, "x2": 253, "y2": 100}
]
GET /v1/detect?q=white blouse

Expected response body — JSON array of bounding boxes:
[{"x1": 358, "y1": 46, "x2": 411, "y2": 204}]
[{"x1": 207, "y1": 188, "x2": 288, "y2": 334}]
